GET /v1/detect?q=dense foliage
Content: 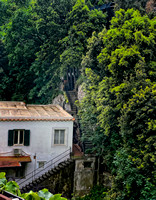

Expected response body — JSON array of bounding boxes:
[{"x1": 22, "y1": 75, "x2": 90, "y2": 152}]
[
  {"x1": 78, "y1": 8, "x2": 156, "y2": 199},
  {"x1": 0, "y1": 0, "x2": 107, "y2": 103},
  {"x1": 1, "y1": 0, "x2": 152, "y2": 103},
  {"x1": 0, "y1": 172, "x2": 67, "y2": 200},
  {"x1": 78, "y1": 185, "x2": 108, "y2": 200},
  {"x1": 0, "y1": 0, "x2": 156, "y2": 199}
]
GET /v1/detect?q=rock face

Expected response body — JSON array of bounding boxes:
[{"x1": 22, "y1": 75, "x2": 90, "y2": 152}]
[
  {"x1": 52, "y1": 94, "x2": 65, "y2": 107},
  {"x1": 77, "y1": 84, "x2": 85, "y2": 102},
  {"x1": 52, "y1": 94, "x2": 71, "y2": 111},
  {"x1": 52, "y1": 83, "x2": 85, "y2": 110},
  {"x1": 146, "y1": 0, "x2": 156, "y2": 13}
]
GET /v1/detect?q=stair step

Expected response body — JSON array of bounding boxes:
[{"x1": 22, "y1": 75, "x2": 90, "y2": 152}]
[
  {"x1": 52, "y1": 169, "x2": 58, "y2": 173},
  {"x1": 58, "y1": 164, "x2": 64, "y2": 168},
  {"x1": 66, "y1": 159, "x2": 73, "y2": 164},
  {"x1": 46, "y1": 172, "x2": 51, "y2": 176},
  {"x1": 33, "y1": 180, "x2": 38, "y2": 185},
  {"x1": 19, "y1": 153, "x2": 72, "y2": 191},
  {"x1": 59, "y1": 162, "x2": 67, "y2": 167},
  {"x1": 55, "y1": 166, "x2": 61, "y2": 170},
  {"x1": 35, "y1": 178, "x2": 40, "y2": 183},
  {"x1": 42, "y1": 175, "x2": 48, "y2": 179},
  {"x1": 48, "y1": 170, "x2": 54, "y2": 175}
]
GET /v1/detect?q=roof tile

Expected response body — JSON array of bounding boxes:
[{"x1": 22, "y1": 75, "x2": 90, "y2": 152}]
[{"x1": 0, "y1": 101, "x2": 74, "y2": 121}]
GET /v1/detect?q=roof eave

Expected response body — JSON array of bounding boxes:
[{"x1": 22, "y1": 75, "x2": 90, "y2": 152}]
[{"x1": 0, "y1": 118, "x2": 75, "y2": 121}]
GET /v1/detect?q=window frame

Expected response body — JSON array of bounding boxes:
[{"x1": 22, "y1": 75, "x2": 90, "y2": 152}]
[
  {"x1": 37, "y1": 161, "x2": 46, "y2": 169},
  {"x1": 52, "y1": 128, "x2": 68, "y2": 146},
  {"x1": 13, "y1": 129, "x2": 25, "y2": 146},
  {"x1": 8, "y1": 129, "x2": 30, "y2": 146}
]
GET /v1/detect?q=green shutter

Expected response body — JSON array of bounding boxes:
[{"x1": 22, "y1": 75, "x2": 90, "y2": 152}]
[
  {"x1": 24, "y1": 130, "x2": 30, "y2": 146},
  {"x1": 8, "y1": 130, "x2": 14, "y2": 146}
]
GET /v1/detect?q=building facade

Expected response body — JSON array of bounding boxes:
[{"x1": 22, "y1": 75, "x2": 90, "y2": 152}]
[{"x1": 0, "y1": 101, "x2": 74, "y2": 181}]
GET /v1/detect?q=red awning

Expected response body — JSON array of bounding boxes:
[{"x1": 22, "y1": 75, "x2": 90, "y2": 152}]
[
  {"x1": 0, "y1": 161, "x2": 21, "y2": 168},
  {"x1": 0, "y1": 156, "x2": 31, "y2": 168}
]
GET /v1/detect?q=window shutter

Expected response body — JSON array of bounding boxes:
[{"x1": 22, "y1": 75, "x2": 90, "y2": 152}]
[
  {"x1": 24, "y1": 130, "x2": 30, "y2": 146},
  {"x1": 8, "y1": 130, "x2": 14, "y2": 146}
]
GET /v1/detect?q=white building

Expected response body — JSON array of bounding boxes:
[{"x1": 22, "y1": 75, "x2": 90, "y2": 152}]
[{"x1": 0, "y1": 101, "x2": 74, "y2": 181}]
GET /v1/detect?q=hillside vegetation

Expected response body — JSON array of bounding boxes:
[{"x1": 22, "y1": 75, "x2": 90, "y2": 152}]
[{"x1": 0, "y1": 0, "x2": 156, "y2": 199}]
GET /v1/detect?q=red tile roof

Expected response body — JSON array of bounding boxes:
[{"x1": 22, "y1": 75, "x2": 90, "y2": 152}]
[{"x1": 0, "y1": 101, "x2": 74, "y2": 121}]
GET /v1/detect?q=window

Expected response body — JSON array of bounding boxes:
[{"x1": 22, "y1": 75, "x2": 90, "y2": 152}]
[
  {"x1": 38, "y1": 161, "x2": 46, "y2": 169},
  {"x1": 54, "y1": 129, "x2": 65, "y2": 145},
  {"x1": 14, "y1": 130, "x2": 24, "y2": 145},
  {"x1": 8, "y1": 129, "x2": 30, "y2": 146},
  {"x1": 84, "y1": 161, "x2": 92, "y2": 168}
]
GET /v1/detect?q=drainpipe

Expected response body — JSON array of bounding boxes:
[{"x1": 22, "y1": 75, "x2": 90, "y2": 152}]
[
  {"x1": 97, "y1": 156, "x2": 100, "y2": 185},
  {"x1": 34, "y1": 153, "x2": 36, "y2": 180}
]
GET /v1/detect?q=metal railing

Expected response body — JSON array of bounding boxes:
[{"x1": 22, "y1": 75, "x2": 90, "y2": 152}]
[{"x1": 17, "y1": 148, "x2": 71, "y2": 188}]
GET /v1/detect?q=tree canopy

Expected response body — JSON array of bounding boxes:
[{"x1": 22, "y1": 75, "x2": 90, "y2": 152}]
[
  {"x1": 0, "y1": 0, "x2": 108, "y2": 103},
  {"x1": 0, "y1": 0, "x2": 156, "y2": 199},
  {"x1": 78, "y1": 8, "x2": 156, "y2": 199}
]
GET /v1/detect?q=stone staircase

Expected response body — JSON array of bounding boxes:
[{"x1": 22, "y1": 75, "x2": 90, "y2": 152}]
[
  {"x1": 83, "y1": 140, "x2": 94, "y2": 154},
  {"x1": 66, "y1": 91, "x2": 77, "y2": 115},
  {"x1": 17, "y1": 149, "x2": 73, "y2": 193},
  {"x1": 66, "y1": 91, "x2": 91, "y2": 154}
]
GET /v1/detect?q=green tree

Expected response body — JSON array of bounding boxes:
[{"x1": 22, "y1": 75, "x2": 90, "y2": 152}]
[
  {"x1": 0, "y1": 40, "x2": 11, "y2": 100},
  {"x1": 0, "y1": 0, "x2": 107, "y2": 104},
  {"x1": 28, "y1": 0, "x2": 75, "y2": 103},
  {"x1": 78, "y1": 8, "x2": 156, "y2": 199},
  {"x1": 0, "y1": 0, "x2": 42, "y2": 102},
  {"x1": 60, "y1": 0, "x2": 106, "y2": 76},
  {"x1": 0, "y1": 0, "x2": 74, "y2": 103},
  {"x1": 0, "y1": 0, "x2": 13, "y2": 100},
  {"x1": 114, "y1": 0, "x2": 149, "y2": 14},
  {"x1": 5, "y1": 9, "x2": 41, "y2": 101}
]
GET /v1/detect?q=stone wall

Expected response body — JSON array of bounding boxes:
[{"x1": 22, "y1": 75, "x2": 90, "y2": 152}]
[
  {"x1": 23, "y1": 156, "x2": 112, "y2": 199},
  {"x1": 73, "y1": 157, "x2": 96, "y2": 197},
  {"x1": 37, "y1": 161, "x2": 75, "y2": 199}
]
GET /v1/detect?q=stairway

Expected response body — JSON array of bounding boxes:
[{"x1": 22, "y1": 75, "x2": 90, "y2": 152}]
[
  {"x1": 83, "y1": 140, "x2": 94, "y2": 154},
  {"x1": 66, "y1": 91, "x2": 85, "y2": 154},
  {"x1": 17, "y1": 149, "x2": 73, "y2": 192},
  {"x1": 66, "y1": 91, "x2": 77, "y2": 115}
]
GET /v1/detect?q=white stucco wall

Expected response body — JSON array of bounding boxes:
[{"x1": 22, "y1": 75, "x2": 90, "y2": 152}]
[{"x1": 0, "y1": 120, "x2": 73, "y2": 175}]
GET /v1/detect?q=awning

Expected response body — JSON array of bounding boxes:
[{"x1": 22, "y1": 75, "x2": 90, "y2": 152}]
[
  {"x1": 0, "y1": 161, "x2": 21, "y2": 168},
  {"x1": 0, "y1": 156, "x2": 31, "y2": 168}
]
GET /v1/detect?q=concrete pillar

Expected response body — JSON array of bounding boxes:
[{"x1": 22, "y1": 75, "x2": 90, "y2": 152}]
[{"x1": 73, "y1": 156, "x2": 96, "y2": 197}]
